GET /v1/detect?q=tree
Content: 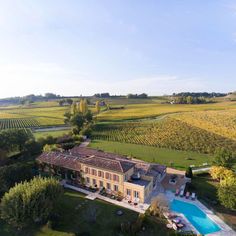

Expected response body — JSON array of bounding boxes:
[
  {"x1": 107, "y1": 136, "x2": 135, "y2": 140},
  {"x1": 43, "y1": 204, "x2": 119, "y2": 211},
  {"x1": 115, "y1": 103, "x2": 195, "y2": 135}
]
[
  {"x1": 210, "y1": 166, "x2": 235, "y2": 181},
  {"x1": 70, "y1": 113, "x2": 85, "y2": 130},
  {"x1": 0, "y1": 129, "x2": 33, "y2": 153},
  {"x1": 0, "y1": 163, "x2": 34, "y2": 196},
  {"x1": 0, "y1": 149, "x2": 8, "y2": 166},
  {"x1": 218, "y1": 176, "x2": 236, "y2": 210},
  {"x1": 64, "y1": 111, "x2": 72, "y2": 124},
  {"x1": 24, "y1": 139, "x2": 42, "y2": 155},
  {"x1": 43, "y1": 144, "x2": 62, "y2": 153},
  {"x1": 80, "y1": 125, "x2": 93, "y2": 137},
  {"x1": 213, "y1": 148, "x2": 236, "y2": 169},
  {"x1": 85, "y1": 110, "x2": 93, "y2": 122},
  {"x1": 185, "y1": 167, "x2": 193, "y2": 178},
  {"x1": 95, "y1": 101, "x2": 100, "y2": 113},
  {"x1": 71, "y1": 102, "x2": 77, "y2": 115},
  {"x1": 186, "y1": 96, "x2": 193, "y2": 104},
  {"x1": 79, "y1": 99, "x2": 88, "y2": 114},
  {"x1": 0, "y1": 177, "x2": 63, "y2": 228},
  {"x1": 150, "y1": 193, "x2": 169, "y2": 215}
]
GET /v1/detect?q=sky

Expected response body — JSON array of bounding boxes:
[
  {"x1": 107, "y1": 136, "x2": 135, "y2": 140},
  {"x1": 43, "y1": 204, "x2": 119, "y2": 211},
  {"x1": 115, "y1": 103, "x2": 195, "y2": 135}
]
[{"x1": 0, "y1": 0, "x2": 236, "y2": 98}]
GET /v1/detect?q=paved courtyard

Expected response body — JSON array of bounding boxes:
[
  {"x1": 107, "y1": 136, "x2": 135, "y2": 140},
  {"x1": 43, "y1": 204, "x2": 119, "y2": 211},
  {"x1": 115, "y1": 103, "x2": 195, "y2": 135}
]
[{"x1": 161, "y1": 167, "x2": 189, "y2": 191}]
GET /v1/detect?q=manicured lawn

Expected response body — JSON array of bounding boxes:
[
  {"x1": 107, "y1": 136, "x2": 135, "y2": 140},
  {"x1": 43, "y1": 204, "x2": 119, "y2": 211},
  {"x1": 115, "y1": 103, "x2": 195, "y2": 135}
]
[
  {"x1": 89, "y1": 140, "x2": 213, "y2": 170},
  {"x1": 191, "y1": 174, "x2": 236, "y2": 230},
  {"x1": 0, "y1": 190, "x2": 172, "y2": 236},
  {"x1": 54, "y1": 190, "x2": 138, "y2": 236},
  {"x1": 34, "y1": 129, "x2": 71, "y2": 139}
]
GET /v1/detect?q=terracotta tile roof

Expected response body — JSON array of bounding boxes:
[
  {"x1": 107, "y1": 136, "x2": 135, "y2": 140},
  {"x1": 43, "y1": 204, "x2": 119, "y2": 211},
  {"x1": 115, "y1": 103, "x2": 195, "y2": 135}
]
[
  {"x1": 37, "y1": 146, "x2": 166, "y2": 175},
  {"x1": 37, "y1": 147, "x2": 135, "y2": 173},
  {"x1": 80, "y1": 155, "x2": 134, "y2": 173},
  {"x1": 37, "y1": 152, "x2": 82, "y2": 171}
]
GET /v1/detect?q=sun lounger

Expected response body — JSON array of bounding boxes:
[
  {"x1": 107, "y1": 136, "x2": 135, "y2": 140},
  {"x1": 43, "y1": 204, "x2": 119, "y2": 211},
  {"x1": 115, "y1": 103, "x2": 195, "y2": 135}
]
[
  {"x1": 180, "y1": 190, "x2": 184, "y2": 197},
  {"x1": 177, "y1": 223, "x2": 185, "y2": 229},
  {"x1": 175, "y1": 189, "x2": 180, "y2": 196},
  {"x1": 185, "y1": 192, "x2": 190, "y2": 199},
  {"x1": 172, "y1": 223, "x2": 178, "y2": 231},
  {"x1": 191, "y1": 192, "x2": 196, "y2": 200},
  {"x1": 172, "y1": 218, "x2": 181, "y2": 224},
  {"x1": 163, "y1": 212, "x2": 177, "y2": 219}
]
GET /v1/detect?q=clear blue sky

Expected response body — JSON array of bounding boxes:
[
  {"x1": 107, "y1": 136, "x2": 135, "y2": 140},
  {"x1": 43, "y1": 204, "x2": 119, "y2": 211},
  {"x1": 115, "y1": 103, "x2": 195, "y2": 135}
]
[{"x1": 0, "y1": 0, "x2": 236, "y2": 97}]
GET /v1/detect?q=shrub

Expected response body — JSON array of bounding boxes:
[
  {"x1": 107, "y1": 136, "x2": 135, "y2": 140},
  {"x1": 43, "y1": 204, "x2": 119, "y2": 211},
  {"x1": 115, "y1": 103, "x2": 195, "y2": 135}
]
[
  {"x1": 0, "y1": 177, "x2": 63, "y2": 228},
  {"x1": 210, "y1": 166, "x2": 235, "y2": 181},
  {"x1": 0, "y1": 163, "x2": 34, "y2": 196},
  {"x1": 218, "y1": 176, "x2": 236, "y2": 210},
  {"x1": 185, "y1": 167, "x2": 193, "y2": 178}
]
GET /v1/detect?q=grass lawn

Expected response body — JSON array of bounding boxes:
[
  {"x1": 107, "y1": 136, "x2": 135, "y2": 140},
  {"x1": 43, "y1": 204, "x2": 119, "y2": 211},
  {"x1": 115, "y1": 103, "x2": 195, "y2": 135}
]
[
  {"x1": 89, "y1": 140, "x2": 213, "y2": 170},
  {"x1": 33, "y1": 129, "x2": 71, "y2": 139},
  {"x1": 191, "y1": 174, "x2": 236, "y2": 230},
  {"x1": 0, "y1": 190, "x2": 172, "y2": 236}
]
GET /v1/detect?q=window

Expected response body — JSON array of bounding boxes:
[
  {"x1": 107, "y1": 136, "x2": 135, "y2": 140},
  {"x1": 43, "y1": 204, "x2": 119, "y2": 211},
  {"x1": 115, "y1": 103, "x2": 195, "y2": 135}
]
[
  {"x1": 126, "y1": 189, "x2": 131, "y2": 196},
  {"x1": 134, "y1": 191, "x2": 139, "y2": 198},
  {"x1": 93, "y1": 179, "x2": 96, "y2": 185},
  {"x1": 85, "y1": 167, "x2": 90, "y2": 174},
  {"x1": 113, "y1": 174, "x2": 119, "y2": 182},
  {"x1": 114, "y1": 185, "x2": 119, "y2": 192},
  {"x1": 91, "y1": 169, "x2": 97, "y2": 176},
  {"x1": 86, "y1": 177, "x2": 90, "y2": 184},
  {"x1": 106, "y1": 183, "x2": 111, "y2": 190},
  {"x1": 105, "y1": 172, "x2": 110, "y2": 179},
  {"x1": 98, "y1": 171, "x2": 104, "y2": 178},
  {"x1": 99, "y1": 181, "x2": 103, "y2": 187}
]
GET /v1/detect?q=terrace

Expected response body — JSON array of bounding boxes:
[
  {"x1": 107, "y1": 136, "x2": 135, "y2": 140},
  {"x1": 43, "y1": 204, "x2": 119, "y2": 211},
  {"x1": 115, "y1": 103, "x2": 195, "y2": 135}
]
[{"x1": 128, "y1": 178, "x2": 150, "y2": 187}]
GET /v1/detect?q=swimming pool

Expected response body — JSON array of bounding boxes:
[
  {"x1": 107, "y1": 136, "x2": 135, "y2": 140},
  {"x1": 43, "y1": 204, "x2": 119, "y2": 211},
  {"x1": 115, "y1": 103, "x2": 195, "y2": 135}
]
[{"x1": 171, "y1": 199, "x2": 221, "y2": 235}]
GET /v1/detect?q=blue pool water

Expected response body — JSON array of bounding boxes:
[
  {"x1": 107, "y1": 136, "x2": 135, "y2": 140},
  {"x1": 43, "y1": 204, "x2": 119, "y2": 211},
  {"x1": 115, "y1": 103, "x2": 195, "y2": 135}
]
[{"x1": 171, "y1": 199, "x2": 221, "y2": 235}]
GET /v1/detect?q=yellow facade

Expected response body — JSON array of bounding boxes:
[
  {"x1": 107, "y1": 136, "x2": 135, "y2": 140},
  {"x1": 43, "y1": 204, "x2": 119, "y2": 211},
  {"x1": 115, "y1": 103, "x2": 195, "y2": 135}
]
[{"x1": 80, "y1": 163, "x2": 152, "y2": 203}]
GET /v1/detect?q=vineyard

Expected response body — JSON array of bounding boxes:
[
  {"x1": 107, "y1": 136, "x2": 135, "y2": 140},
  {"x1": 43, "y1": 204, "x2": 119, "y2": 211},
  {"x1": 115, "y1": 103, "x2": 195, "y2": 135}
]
[
  {"x1": 173, "y1": 110, "x2": 236, "y2": 141},
  {"x1": 92, "y1": 118, "x2": 236, "y2": 154},
  {"x1": 0, "y1": 118, "x2": 40, "y2": 130},
  {"x1": 0, "y1": 106, "x2": 68, "y2": 127},
  {"x1": 97, "y1": 101, "x2": 236, "y2": 121}
]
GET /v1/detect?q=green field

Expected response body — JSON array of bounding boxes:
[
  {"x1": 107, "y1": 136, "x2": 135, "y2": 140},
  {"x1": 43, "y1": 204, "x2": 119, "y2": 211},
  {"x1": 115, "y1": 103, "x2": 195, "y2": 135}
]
[
  {"x1": 89, "y1": 140, "x2": 213, "y2": 169},
  {"x1": 0, "y1": 190, "x2": 170, "y2": 236},
  {"x1": 33, "y1": 129, "x2": 71, "y2": 139}
]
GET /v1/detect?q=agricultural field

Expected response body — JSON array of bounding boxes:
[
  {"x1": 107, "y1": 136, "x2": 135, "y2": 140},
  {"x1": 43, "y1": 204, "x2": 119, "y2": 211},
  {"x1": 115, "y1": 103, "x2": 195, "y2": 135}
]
[
  {"x1": 0, "y1": 106, "x2": 69, "y2": 130},
  {"x1": 92, "y1": 117, "x2": 236, "y2": 154},
  {"x1": 89, "y1": 96, "x2": 169, "y2": 105},
  {"x1": 97, "y1": 101, "x2": 236, "y2": 121},
  {"x1": 0, "y1": 118, "x2": 40, "y2": 130},
  {"x1": 90, "y1": 140, "x2": 212, "y2": 169},
  {"x1": 34, "y1": 129, "x2": 71, "y2": 139},
  {"x1": 173, "y1": 109, "x2": 236, "y2": 141}
]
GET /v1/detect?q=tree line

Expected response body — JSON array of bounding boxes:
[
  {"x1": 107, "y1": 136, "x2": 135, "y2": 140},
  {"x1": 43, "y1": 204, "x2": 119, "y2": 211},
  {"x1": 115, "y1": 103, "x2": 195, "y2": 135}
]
[
  {"x1": 172, "y1": 92, "x2": 226, "y2": 98},
  {"x1": 172, "y1": 96, "x2": 208, "y2": 104}
]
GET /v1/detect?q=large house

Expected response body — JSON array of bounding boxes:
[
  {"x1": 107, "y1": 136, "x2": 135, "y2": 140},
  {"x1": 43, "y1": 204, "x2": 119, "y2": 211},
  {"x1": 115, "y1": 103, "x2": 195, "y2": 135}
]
[{"x1": 37, "y1": 146, "x2": 166, "y2": 203}]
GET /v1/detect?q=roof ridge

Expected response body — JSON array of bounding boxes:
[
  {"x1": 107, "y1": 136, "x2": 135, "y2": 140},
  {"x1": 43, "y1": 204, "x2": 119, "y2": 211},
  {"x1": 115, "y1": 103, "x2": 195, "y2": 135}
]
[{"x1": 118, "y1": 161, "x2": 123, "y2": 172}]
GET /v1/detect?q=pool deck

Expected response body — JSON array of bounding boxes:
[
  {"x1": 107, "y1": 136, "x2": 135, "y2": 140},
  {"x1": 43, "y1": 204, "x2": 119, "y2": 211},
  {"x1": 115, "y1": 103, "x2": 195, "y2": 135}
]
[{"x1": 166, "y1": 191, "x2": 235, "y2": 236}]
